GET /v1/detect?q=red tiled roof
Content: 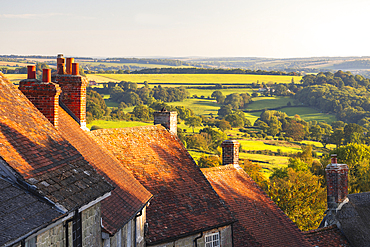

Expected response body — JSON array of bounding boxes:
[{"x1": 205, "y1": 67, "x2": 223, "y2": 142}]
[
  {"x1": 304, "y1": 225, "x2": 351, "y2": 247},
  {"x1": 57, "y1": 108, "x2": 152, "y2": 234},
  {"x1": 0, "y1": 73, "x2": 112, "y2": 211},
  {"x1": 91, "y1": 126, "x2": 235, "y2": 245},
  {"x1": 202, "y1": 165, "x2": 312, "y2": 247}
]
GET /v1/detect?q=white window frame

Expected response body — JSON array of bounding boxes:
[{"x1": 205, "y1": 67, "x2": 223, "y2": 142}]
[{"x1": 205, "y1": 232, "x2": 220, "y2": 247}]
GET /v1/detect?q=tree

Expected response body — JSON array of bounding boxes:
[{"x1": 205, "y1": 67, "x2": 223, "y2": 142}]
[
  {"x1": 218, "y1": 105, "x2": 233, "y2": 118},
  {"x1": 285, "y1": 120, "x2": 305, "y2": 141},
  {"x1": 344, "y1": 123, "x2": 364, "y2": 144},
  {"x1": 217, "y1": 119, "x2": 232, "y2": 132},
  {"x1": 240, "y1": 159, "x2": 266, "y2": 189},
  {"x1": 132, "y1": 105, "x2": 150, "y2": 120},
  {"x1": 267, "y1": 168, "x2": 326, "y2": 231},
  {"x1": 327, "y1": 143, "x2": 370, "y2": 193},
  {"x1": 330, "y1": 128, "x2": 345, "y2": 148},
  {"x1": 185, "y1": 116, "x2": 203, "y2": 133},
  {"x1": 197, "y1": 155, "x2": 221, "y2": 168}
]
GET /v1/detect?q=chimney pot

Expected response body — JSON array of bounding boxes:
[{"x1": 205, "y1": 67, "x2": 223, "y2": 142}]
[
  {"x1": 57, "y1": 54, "x2": 65, "y2": 75},
  {"x1": 331, "y1": 154, "x2": 337, "y2": 164},
  {"x1": 66, "y1": 58, "x2": 74, "y2": 75},
  {"x1": 72, "y1": 63, "x2": 79, "y2": 75},
  {"x1": 42, "y1": 69, "x2": 51, "y2": 83},
  {"x1": 27, "y1": 65, "x2": 36, "y2": 79}
]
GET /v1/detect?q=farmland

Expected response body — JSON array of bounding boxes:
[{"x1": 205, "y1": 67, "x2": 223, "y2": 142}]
[{"x1": 87, "y1": 73, "x2": 302, "y2": 85}]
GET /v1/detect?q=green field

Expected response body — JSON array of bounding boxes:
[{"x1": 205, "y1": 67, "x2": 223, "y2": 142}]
[
  {"x1": 80, "y1": 61, "x2": 193, "y2": 69},
  {"x1": 187, "y1": 88, "x2": 254, "y2": 97},
  {"x1": 87, "y1": 120, "x2": 151, "y2": 130},
  {"x1": 246, "y1": 96, "x2": 292, "y2": 110},
  {"x1": 169, "y1": 99, "x2": 220, "y2": 116},
  {"x1": 91, "y1": 74, "x2": 302, "y2": 85}
]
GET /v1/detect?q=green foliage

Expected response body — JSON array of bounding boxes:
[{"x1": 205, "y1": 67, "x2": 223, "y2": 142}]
[
  {"x1": 185, "y1": 116, "x2": 203, "y2": 133},
  {"x1": 185, "y1": 133, "x2": 211, "y2": 150},
  {"x1": 296, "y1": 71, "x2": 370, "y2": 126},
  {"x1": 240, "y1": 159, "x2": 267, "y2": 189},
  {"x1": 199, "y1": 127, "x2": 227, "y2": 150},
  {"x1": 267, "y1": 168, "x2": 326, "y2": 231},
  {"x1": 132, "y1": 105, "x2": 151, "y2": 120},
  {"x1": 327, "y1": 143, "x2": 370, "y2": 193},
  {"x1": 86, "y1": 90, "x2": 108, "y2": 123},
  {"x1": 197, "y1": 155, "x2": 221, "y2": 168}
]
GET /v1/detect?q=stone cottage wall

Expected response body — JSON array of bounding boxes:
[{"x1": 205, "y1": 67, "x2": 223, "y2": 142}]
[{"x1": 151, "y1": 225, "x2": 232, "y2": 247}]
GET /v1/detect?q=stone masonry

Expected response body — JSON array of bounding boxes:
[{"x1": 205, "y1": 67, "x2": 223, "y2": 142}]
[
  {"x1": 153, "y1": 110, "x2": 177, "y2": 135},
  {"x1": 151, "y1": 225, "x2": 232, "y2": 247},
  {"x1": 82, "y1": 202, "x2": 102, "y2": 247}
]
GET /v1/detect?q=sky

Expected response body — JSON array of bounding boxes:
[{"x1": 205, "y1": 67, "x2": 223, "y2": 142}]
[{"x1": 1, "y1": 0, "x2": 370, "y2": 58}]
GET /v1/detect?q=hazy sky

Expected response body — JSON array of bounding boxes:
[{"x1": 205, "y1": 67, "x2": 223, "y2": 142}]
[{"x1": 1, "y1": 0, "x2": 369, "y2": 58}]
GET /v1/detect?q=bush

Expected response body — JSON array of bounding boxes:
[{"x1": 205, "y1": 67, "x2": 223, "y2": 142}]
[{"x1": 90, "y1": 125, "x2": 103, "y2": 131}]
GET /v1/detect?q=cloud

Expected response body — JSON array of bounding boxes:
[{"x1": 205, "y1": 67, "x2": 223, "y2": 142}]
[{"x1": 1, "y1": 13, "x2": 69, "y2": 19}]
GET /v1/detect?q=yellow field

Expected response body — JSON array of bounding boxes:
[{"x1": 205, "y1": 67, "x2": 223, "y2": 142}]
[
  {"x1": 2, "y1": 74, "x2": 27, "y2": 83},
  {"x1": 86, "y1": 74, "x2": 119, "y2": 82},
  {"x1": 87, "y1": 74, "x2": 302, "y2": 84},
  {"x1": 0, "y1": 61, "x2": 33, "y2": 67}
]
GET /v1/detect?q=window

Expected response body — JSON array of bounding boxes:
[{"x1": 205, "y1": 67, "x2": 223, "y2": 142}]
[
  {"x1": 25, "y1": 237, "x2": 36, "y2": 247},
  {"x1": 205, "y1": 232, "x2": 220, "y2": 247}
]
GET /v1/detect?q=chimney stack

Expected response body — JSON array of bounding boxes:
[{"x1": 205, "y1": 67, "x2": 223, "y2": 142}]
[
  {"x1": 326, "y1": 154, "x2": 349, "y2": 211},
  {"x1": 153, "y1": 108, "x2": 177, "y2": 135},
  {"x1": 52, "y1": 55, "x2": 88, "y2": 130},
  {"x1": 221, "y1": 140, "x2": 240, "y2": 168},
  {"x1": 19, "y1": 69, "x2": 61, "y2": 128}
]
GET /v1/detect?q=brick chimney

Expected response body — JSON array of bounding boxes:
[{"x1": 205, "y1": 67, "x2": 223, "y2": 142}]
[
  {"x1": 153, "y1": 108, "x2": 177, "y2": 135},
  {"x1": 326, "y1": 154, "x2": 349, "y2": 211},
  {"x1": 221, "y1": 140, "x2": 240, "y2": 168},
  {"x1": 52, "y1": 54, "x2": 88, "y2": 130},
  {"x1": 19, "y1": 67, "x2": 62, "y2": 127}
]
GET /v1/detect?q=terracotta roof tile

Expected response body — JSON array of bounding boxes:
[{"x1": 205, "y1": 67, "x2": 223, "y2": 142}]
[
  {"x1": 304, "y1": 225, "x2": 351, "y2": 247},
  {"x1": 91, "y1": 126, "x2": 235, "y2": 244},
  {"x1": 57, "y1": 108, "x2": 152, "y2": 234},
  {"x1": 0, "y1": 73, "x2": 112, "y2": 211},
  {"x1": 202, "y1": 165, "x2": 312, "y2": 247}
]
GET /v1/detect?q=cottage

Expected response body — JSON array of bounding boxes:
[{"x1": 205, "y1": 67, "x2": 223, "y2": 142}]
[
  {"x1": 90, "y1": 114, "x2": 236, "y2": 246},
  {"x1": 0, "y1": 71, "x2": 112, "y2": 247},
  {"x1": 15, "y1": 55, "x2": 153, "y2": 247}
]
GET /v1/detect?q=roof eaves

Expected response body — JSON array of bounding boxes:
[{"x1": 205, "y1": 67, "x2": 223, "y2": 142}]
[{"x1": 146, "y1": 219, "x2": 236, "y2": 246}]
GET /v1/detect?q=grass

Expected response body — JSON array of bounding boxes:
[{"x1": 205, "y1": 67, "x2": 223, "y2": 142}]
[
  {"x1": 169, "y1": 99, "x2": 220, "y2": 116},
  {"x1": 187, "y1": 88, "x2": 254, "y2": 97},
  {"x1": 93, "y1": 74, "x2": 302, "y2": 85},
  {"x1": 247, "y1": 96, "x2": 292, "y2": 110},
  {"x1": 87, "y1": 120, "x2": 151, "y2": 130},
  {"x1": 239, "y1": 140, "x2": 301, "y2": 154},
  {"x1": 280, "y1": 107, "x2": 336, "y2": 124}
]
